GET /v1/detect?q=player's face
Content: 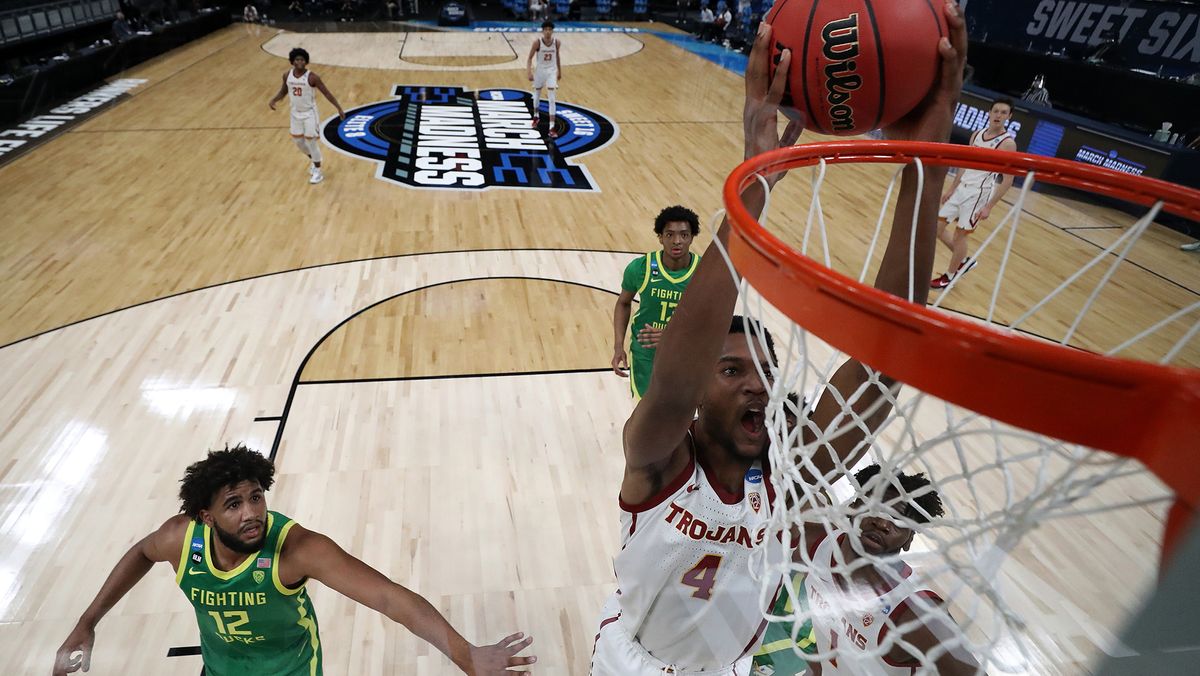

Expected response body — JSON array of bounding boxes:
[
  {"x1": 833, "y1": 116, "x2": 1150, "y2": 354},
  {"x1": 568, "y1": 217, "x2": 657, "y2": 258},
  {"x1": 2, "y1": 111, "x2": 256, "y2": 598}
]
[
  {"x1": 850, "y1": 489, "x2": 914, "y2": 556},
  {"x1": 291, "y1": 56, "x2": 308, "y2": 70},
  {"x1": 657, "y1": 221, "x2": 695, "y2": 260},
  {"x1": 542, "y1": 26, "x2": 553, "y2": 40},
  {"x1": 989, "y1": 103, "x2": 1012, "y2": 128},
  {"x1": 699, "y1": 333, "x2": 773, "y2": 459},
  {"x1": 203, "y1": 480, "x2": 268, "y2": 554}
]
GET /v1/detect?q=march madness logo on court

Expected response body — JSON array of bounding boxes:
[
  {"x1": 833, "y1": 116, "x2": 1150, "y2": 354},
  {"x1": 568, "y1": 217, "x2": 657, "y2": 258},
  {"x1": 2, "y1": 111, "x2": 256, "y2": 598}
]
[{"x1": 323, "y1": 85, "x2": 617, "y2": 191}]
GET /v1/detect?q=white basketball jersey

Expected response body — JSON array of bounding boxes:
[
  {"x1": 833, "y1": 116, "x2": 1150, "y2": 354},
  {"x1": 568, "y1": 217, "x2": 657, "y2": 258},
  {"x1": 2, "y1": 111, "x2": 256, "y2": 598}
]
[
  {"x1": 957, "y1": 128, "x2": 1010, "y2": 189},
  {"x1": 535, "y1": 37, "x2": 558, "y2": 72},
  {"x1": 805, "y1": 530, "x2": 942, "y2": 675},
  {"x1": 287, "y1": 69, "x2": 317, "y2": 117},
  {"x1": 611, "y1": 442, "x2": 780, "y2": 669}
]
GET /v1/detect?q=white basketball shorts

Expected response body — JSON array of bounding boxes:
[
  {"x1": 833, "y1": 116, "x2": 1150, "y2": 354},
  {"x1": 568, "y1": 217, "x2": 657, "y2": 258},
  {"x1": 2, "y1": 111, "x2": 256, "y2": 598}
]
[{"x1": 938, "y1": 182, "x2": 994, "y2": 231}]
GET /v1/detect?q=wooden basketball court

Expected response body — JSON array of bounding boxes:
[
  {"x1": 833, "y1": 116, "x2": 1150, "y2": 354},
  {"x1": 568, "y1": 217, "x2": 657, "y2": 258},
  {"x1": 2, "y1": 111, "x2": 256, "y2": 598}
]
[{"x1": 1, "y1": 21, "x2": 1197, "y2": 675}]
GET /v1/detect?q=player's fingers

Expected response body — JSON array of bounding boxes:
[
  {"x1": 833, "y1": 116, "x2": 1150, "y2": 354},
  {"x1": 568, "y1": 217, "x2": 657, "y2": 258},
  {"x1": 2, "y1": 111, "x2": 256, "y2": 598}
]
[
  {"x1": 781, "y1": 118, "x2": 804, "y2": 147},
  {"x1": 81, "y1": 649, "x2": 90, "y2": 672},
  {"x1": 507, "y1": 654, "x2": 538, "y2": 667},
  {"x1": 496, "y1": 632, "x2": 524, "y2": 647},
  {"x1": 745, "y1": 23, "x2": 773, "y2": 96},
  {"x1": 944, "y1": 1, "x2": 967, "y2": 57},
  {"x1": 766, "y1": 49, "x2": 791, "y2": 107},
  {"x1": 505, "y1": 635, "x2": 534, "y2": 654}
]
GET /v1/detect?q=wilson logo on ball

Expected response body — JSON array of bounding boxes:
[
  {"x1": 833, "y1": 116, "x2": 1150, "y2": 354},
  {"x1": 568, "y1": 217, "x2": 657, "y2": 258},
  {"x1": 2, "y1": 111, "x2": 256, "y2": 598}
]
[
  {"x1": 765, "y1": 0, "x2": 946, "y2": 136},
  {"x1": 821, "y1": 14, "x2": 862, "y2": 132}
]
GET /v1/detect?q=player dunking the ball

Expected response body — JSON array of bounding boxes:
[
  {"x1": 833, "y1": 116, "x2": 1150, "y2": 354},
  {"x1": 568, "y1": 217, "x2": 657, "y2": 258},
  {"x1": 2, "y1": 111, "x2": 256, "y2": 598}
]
[
  {"x1": 53, "y1": 445, "x2": 535, "y2": 676},
  {"x1": 268, "y1": 48, "x2": 346, "y2": 185},
  {"x1": 526, "y1": 21, "x2": 562, "y2": 139},
  {"x1": 591, "y1": 5, "x2": 972, "y2": 674}
]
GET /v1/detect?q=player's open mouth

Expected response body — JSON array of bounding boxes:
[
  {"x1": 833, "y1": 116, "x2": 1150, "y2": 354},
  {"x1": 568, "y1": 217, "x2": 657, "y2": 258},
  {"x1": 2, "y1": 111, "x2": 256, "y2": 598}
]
[
  {"x1": 741, "y1": 408, "x2": 765, "y2": 436},
  {"x1": 862, "y1": 530, "x2": 884, "y2": 547},
  {"x1": 241, "y1": 524, "x2": 263, "y2": 537}
]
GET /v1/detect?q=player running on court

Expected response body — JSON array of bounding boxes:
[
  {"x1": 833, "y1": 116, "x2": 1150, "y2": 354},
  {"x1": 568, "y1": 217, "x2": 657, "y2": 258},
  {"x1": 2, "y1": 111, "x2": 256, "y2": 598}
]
[
  {"x1": 268, "y1": 47, "x2": 346, "y2": 185},
  {"x1": 932, "y1": 97, "x2": 1017, "y2": 289}
]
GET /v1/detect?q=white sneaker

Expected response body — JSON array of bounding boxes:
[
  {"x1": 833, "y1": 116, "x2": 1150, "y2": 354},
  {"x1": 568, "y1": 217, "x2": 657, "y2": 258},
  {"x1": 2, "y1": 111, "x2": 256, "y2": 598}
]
[
  {"x1": 309, "y1": 170, "x2": 324, "y2": 184},
  {"x1": 1182, "y1": 240, "x2": 1200, "y2": 252}
]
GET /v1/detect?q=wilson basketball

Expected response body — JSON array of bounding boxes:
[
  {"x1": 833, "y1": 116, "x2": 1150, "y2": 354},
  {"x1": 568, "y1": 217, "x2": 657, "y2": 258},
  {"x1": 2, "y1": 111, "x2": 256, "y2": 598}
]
[{"x1": 764, "y1": 0, "x2": 947, "y2": 135}]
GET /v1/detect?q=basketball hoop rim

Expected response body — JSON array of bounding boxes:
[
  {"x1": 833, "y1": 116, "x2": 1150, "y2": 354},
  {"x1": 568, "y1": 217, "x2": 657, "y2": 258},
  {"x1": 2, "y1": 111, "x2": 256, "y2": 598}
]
[{"x1": 724, "y1": 141, "x2": 1200, "y2": 519}]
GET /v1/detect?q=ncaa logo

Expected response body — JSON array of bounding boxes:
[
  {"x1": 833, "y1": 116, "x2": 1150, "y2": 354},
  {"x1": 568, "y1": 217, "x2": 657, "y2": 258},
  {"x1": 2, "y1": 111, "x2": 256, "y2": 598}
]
[
  {"x1": 745, "y1": 468, "x2": 763, "y2": 484},
  {"x1": 324, "y1": 85, "x2": 618, "y2": 191}
]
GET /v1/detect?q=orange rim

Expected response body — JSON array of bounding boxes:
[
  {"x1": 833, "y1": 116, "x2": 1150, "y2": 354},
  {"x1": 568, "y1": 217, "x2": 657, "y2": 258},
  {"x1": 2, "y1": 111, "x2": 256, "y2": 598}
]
[{"x1": 724, "y1": 141, "x2": 1200, "y2": 557}]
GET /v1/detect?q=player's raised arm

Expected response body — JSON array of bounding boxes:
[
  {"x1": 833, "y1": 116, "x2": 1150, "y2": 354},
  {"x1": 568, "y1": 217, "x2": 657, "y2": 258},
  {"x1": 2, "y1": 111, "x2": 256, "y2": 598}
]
[
  {"x1": 800, "y1": 0, "x2": 967, "y2": 485},
  {"x1": 622, "y1": 24, "x2": 802, "y2": 475},
  {"x1": 283, "y1": 525, "x2": 536, "y2": 675},
  {"x1": 53, "y1": 515, "x2": 188, "y2": 675}
]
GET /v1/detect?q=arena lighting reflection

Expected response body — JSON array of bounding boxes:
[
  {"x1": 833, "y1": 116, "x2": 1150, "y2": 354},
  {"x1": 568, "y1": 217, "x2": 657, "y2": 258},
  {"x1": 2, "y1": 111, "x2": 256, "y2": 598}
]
[
  {"x1": 0, "y1": 423, "x2": 108, "y2": 616},
  {"x1": 140, "y1": 380, "x2": 237, "y2": 420}
]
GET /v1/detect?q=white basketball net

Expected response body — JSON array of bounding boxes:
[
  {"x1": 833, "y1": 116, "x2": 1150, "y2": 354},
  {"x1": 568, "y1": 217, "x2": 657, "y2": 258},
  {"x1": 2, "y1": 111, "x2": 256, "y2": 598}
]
[{"x1": 711, "y1": 151, "x2": 1198, "y2": 675}]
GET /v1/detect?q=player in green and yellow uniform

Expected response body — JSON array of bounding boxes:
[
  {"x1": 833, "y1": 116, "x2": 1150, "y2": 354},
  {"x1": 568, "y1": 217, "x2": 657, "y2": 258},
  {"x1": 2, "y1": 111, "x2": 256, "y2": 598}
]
[
  {"x1": 53, "y1": 445, "x2": 536, "y2": 676},
  {"x1": 612, "y1": 205, "x2": 701, "y2": 399},
  {"x1": 176, "y1": 510, "x2": 321, "y2": 675}
]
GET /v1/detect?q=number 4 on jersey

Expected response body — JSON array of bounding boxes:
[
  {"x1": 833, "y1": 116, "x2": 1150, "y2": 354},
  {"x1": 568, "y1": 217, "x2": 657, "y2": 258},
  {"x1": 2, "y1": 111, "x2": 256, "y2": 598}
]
[{"x1": 681, "y1": 554, "x2": 723, "y2": 600}]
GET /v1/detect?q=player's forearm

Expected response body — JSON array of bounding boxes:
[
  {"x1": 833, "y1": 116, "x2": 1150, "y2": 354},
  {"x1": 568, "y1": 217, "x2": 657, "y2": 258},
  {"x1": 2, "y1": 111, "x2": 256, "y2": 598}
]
[
  {"x1": 78, "y1": 541, "x2": 157, "y2": 628},
  {"x1": 873, "y1": 162, "x2": 947, "y2": 306},
  {"x1": 989, "y1": 176, "x2": 1013, "y2": 207},
  {"x1": 613, "y1": 302, "x2": 632, "y2": 351},
  {"x1": 384, "y1": 584, "x2": 474, "y2": 671},
  {"x1": 646, "y1": 181, "x2": 767, "y2": 410}
]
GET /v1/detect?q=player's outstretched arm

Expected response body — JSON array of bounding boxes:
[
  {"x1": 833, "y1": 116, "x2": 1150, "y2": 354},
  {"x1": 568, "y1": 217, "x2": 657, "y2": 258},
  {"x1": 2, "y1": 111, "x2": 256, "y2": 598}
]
[
  {"x1": 268, "y1": 73, "x2": 287, "y2": 110},
  {"x1": 310, "y1": 73, "x2": 345, "y2": 120},
  {"x1": 286, "y1": 526, "x2": 536, "y2": 675},
  {"x1": 622, "y1": 23, "x2": 802, "y2": 490},
  {"x1": 799, "y1": 0, "x2": 966, "y2": 488},
  {"x1": 52, "y1": 515, "x2": 187, "y2": 675}
]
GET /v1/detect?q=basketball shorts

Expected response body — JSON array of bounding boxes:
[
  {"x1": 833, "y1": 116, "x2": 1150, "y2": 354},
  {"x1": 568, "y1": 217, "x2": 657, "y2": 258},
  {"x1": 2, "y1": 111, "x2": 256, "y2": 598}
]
[
  {"x1": 532, "y1": 68, "x2": 558, "y2": 90},
  {"x1": 591, "y1": 594, "x2": 753, "y2": 676},
  {"x1": 290, "y1": 111, "x2": 319, "y2": 139},
  {"x1": 629, "y1": 349, "x2": 655, "y2": 400},
  {"x1": 938, "y1": 183, "x2": 993, "y2": 232}
]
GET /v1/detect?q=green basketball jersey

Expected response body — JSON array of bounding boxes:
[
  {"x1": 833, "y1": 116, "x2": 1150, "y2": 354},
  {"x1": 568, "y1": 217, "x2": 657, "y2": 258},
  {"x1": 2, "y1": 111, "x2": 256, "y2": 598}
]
[
  {"x1": 176, "y1": 511, "x2": 322, "y2": 676},
  {"x1": 751, "y1": 573, "x2": 817, "y2": 675},
  {"x1": 621, "y1": 250, "x2": 700, "y2": 358}
]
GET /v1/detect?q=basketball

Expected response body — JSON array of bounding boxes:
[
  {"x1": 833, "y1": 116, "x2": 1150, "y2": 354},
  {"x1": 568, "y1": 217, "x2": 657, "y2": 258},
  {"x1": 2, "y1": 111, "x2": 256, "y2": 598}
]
[{"x1": 764, "y1": 0, "x2": 948, "y2": 135}]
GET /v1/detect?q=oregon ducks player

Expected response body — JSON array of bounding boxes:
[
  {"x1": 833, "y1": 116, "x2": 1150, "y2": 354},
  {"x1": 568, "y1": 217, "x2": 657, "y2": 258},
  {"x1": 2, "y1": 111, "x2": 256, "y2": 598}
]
[
  {"x1": 611, "y1": 205, "x2": 701, "y2": 399},
  {"x1": 53, "y1": 445, "x2": 536, "y2": 675}
]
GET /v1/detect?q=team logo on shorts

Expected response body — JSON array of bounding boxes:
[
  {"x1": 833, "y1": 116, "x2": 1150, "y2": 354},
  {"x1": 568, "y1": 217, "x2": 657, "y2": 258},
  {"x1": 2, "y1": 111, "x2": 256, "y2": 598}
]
[
  {"x1": 749, "y1": 492, "x2": 761, "y2": 513},
  {"x1": 253, "y1": 570, "x2": 266, "y2": 585},
  {"x1": 323, "y1": 85, "x2": 618, "y2": 191}
]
